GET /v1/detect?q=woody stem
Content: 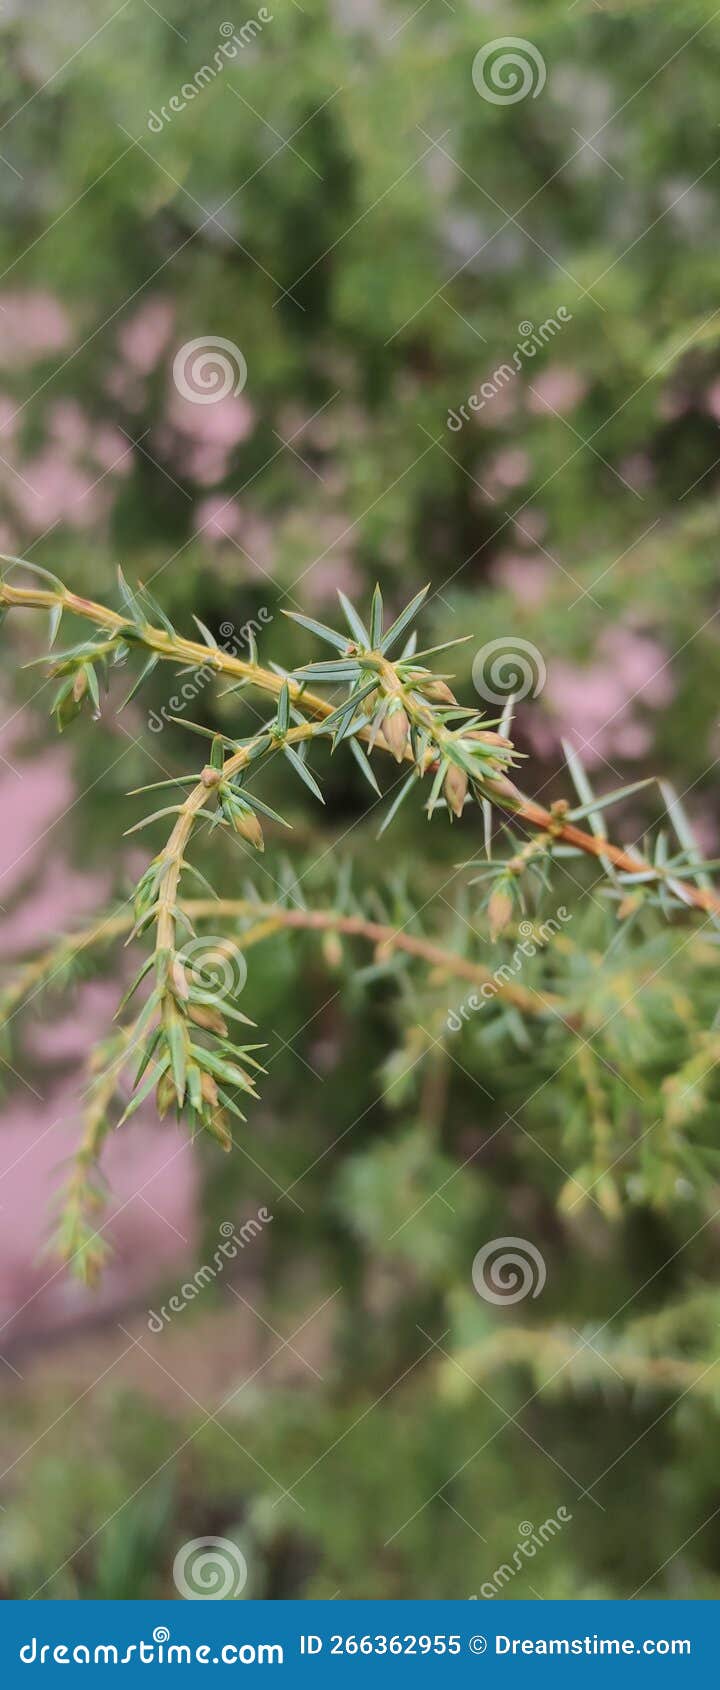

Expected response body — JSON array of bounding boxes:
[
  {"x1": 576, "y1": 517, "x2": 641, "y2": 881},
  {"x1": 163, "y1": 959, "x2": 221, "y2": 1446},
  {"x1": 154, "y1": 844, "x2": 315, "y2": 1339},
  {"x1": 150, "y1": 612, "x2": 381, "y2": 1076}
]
[{"x1": 3, "y1": 576, "x2": 718, "y2": 915}]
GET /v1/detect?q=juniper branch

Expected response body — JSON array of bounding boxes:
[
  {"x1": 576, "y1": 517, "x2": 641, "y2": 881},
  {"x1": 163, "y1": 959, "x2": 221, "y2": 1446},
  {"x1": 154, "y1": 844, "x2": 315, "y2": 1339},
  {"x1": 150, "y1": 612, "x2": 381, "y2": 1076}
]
[
  {"x1": 2, "y1": 558, "x2": 718, "y2": 1187},
  {"x1": 1, "y1": 896, "x2": 546, "y2": 1030},
  {"x1": 2, "y1": 567, "x2": 716, "y2": 913},
  {"x1": 441, "y1": 1323, "x2": 720, "y2": 1403}
]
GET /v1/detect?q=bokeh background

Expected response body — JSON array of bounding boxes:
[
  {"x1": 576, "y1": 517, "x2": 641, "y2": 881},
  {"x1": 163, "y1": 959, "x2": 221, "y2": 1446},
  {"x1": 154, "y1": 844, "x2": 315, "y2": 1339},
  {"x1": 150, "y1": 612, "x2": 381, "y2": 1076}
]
[{"x1": 2, "y1": 0, "x2": 720, "y2": 1598}]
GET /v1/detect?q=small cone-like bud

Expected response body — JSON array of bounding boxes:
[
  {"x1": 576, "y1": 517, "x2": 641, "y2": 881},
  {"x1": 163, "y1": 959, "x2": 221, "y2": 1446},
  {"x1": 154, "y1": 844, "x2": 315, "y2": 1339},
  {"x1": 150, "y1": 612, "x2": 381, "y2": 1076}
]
[
  {"x1": 156, "y1": 1070, "x2": 177, "y2": 1118},
  {"x1": 468, "y1": 729, "x2": 514, "y2": 749},
  {"x1": 617, "y1": 892, "x2": 642, "y2": 921},
  {"x1": 322, "y1": 930, "x2": 343, "y2": 970},
  {"x1": 425, "y1": 679, "x2": 457, "y2": 705},
  {"x1": 484, "y1": 773, "x2": 523, "y2": 804},
  {"x1": 200, "y1": 1070, "x2": 220, "y2": 1108},
  {"x1": 170, "y1": 956, "x2": 190, "y2": 1001},
  {"x1": 56, "y1": 690, "x2": 81, "y2": 731},
  {"x1": 72, "y1": 667, "x2": 88, "y2": 703},
  {"x1": 201, "y1": 764, "x2": 223, "y2": 788},
  {"x1": 384, "y1": 703, "x2": 409, "y2": 763},
  {"x1": 188, "y1": 1002, "x2": 228, "y2": 1036},
  {"x1": 208, "y1": 1108, "x2": 233, "y2": 1152},
  {"x1": 82, "y1": 1254, "x2": 103, "y2": 1291},
  {"x1": 595, "y1": 1174, "x2": 622, "y2": 1222},
  {"x1": 444, "y1": 763, "x2": 468, "y2": 818},
  {"x1": 558, "y1": 1170, "x2": 593, "y2": 1215},
  {"x1": 488, "y1": 887, "x2": 513, "y2": 941},
  {"x1": 232, "y1": 807, "x2": 264, "y2": 851}
]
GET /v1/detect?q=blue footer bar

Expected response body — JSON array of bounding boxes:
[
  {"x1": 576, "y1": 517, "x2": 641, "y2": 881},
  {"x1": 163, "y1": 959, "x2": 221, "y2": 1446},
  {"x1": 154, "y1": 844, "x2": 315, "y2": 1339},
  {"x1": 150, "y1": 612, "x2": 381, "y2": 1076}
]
[{"x1": 1, "y1": 1601, "x2": 715, "y2": 1684}]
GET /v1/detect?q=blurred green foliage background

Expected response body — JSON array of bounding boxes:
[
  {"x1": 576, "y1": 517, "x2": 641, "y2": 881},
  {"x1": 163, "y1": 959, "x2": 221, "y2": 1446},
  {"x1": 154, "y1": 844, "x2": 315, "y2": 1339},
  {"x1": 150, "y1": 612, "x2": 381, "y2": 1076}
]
[{"x1": 2, "y1": 0, "x2": 720, "y2": 1600}]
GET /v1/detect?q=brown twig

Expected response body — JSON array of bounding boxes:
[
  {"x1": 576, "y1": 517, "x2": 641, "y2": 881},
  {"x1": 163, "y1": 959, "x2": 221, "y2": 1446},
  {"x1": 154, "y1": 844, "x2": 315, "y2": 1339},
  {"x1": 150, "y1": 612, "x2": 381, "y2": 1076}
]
[
  {"x1": 2, "y1": 575, "x2": 718, "y2": 915},
  {"x1": 2, "y1": 896, "x2": 548, "y2": 1021}
]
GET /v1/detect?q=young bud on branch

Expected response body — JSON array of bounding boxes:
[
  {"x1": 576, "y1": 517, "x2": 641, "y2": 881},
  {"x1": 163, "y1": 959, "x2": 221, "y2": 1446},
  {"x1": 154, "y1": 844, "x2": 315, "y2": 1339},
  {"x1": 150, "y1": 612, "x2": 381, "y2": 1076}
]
[
  {"x1": 232, "y1": 809, "x2": 264, "y2": 851},
  {"x1": 170, "y1": 956, "x2": 190, "y2": 1001},
  {"x1": 384, "y1": 702, "x2": 409, "y2": 762},
  {"x1": 209, "y1": 1109, "x2": 233, "y2": 1152},
  {"x1": 444, "y1": 763, "x2": 468, "y2": 817},
  {"x1": 188, "y1": 1002, "x2": 228, "y2": 1036},
  {"x1": 484, "y1": 773, "x2": 523, "y2": 805},
  {"x1": 424, "y1": 679, "x2": 457, "y2": 705},
  {"x1": 468, "y1": 729, "x2": 514, "y2": 749},
  {"x1": 156, "y1": 1070, "x2": 177, "y2": 1118},
  {"x1": 200, "y1": 1070, "x2": 220, "y2": 1108},
  {"x1": 488, "y1": 887, "x2": 513, "y2": 940}
]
